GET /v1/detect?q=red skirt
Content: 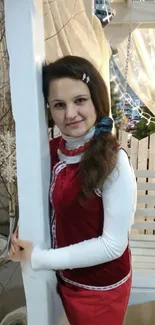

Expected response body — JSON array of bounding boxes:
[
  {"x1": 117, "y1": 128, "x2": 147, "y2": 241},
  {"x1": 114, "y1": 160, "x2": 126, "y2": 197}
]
[{"x1": 58, "y1": 275, "x2": 131, "y2": 325}]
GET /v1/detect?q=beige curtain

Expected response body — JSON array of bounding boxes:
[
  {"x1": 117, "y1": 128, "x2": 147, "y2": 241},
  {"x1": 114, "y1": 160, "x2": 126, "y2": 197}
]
[
  {"x1": 43, "y1": 0, "x2": 111, "y2": 90},
  {"x1": 114, "y1": 28, "x2": 155, "y2": 115}
]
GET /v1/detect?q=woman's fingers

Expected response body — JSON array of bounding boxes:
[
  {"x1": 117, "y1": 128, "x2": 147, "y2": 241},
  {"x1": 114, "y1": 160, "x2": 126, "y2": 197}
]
[
  {"x1": 14, "y1": 226, "x2": 19, "y2": 238},
  {"x1": 9, "y1": 233, "x2": 20, "y2": 257},
  {"x1": 12, "y1": 242, "x2": 20, "y2": 253},
  {"x1": 8, "y1": 247, "x2": 16, "y2": 260},
  {"x1": 8, "y1": 244, "x2": 19, "y2": 259},
  {"x1": 10, "y1": 244, "x2": 16, "y2": 255},
  {"x1": 8, "y1": 228, "x2": 21, "y2": 261},
  {"x1": 11, "y1": 226, "x2": 19, "y2": 245},
  {"x1": 11, "y1": 232, "x2": 18, "y2": 244}
]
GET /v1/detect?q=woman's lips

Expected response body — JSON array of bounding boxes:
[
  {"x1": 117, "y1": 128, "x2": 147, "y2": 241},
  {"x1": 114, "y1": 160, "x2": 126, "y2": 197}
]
[{"x1": 66, "y1": 120, "x2": 83, "y2": 126}]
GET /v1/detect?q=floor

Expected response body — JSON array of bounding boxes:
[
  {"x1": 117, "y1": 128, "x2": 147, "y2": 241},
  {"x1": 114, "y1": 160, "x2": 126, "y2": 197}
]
[
  {"x1": 0, "y1": 261, "x2": 26, "y2": 323},
  {"x1": 124, "y1": 302, "x2": 155, "y2": 325}
]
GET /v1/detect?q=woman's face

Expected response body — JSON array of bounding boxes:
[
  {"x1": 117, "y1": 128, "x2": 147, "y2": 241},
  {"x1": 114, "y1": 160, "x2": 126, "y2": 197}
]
[{"x1": 48, "y1": 78, "x2": 97, "y2": 137}]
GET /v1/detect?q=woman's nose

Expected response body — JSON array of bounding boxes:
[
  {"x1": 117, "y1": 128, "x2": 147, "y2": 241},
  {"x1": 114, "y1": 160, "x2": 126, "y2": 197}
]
[{"x1": 65, "y1": 104, "x2": 77, "y2": 120}]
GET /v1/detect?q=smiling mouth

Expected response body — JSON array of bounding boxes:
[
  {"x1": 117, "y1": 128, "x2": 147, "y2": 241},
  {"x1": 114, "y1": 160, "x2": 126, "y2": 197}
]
[{"x1": 66, "y1": 120, "x2": 83, "y2": 126}]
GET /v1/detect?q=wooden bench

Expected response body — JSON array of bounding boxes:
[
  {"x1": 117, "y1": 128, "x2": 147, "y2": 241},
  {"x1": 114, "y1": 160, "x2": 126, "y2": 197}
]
[{"x1": 129, "y1": 170, "x2": 155, "y2": 305}]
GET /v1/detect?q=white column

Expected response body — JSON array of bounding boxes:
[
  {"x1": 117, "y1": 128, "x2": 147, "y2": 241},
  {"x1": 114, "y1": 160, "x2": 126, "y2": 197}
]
[{"x1": 4, "y1": 1, "x2": 63, "y2": 325}]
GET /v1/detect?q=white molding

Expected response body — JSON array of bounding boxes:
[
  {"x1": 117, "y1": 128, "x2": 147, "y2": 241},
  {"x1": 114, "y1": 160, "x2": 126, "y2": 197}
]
[
  {"x1": 105, "y1": 1, "x2": 155, "y2": 45},
  {"x1": 4, "y1": 1, "x2": 63, "y2": 324},
  {"x1": 111, "y1": 2, "x2": 155, "y2": 24}
]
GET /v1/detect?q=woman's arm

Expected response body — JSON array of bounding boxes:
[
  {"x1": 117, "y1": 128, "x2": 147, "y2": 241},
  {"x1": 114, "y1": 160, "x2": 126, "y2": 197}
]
[{"x1": 31, "y1": 149, "x2": 137, "y2": 271}]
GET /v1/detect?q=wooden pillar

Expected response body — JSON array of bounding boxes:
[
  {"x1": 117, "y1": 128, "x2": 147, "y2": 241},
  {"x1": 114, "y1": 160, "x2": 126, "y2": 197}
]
[{"x1": 4, "y1": 1, "x2": 63, "y2": 324}]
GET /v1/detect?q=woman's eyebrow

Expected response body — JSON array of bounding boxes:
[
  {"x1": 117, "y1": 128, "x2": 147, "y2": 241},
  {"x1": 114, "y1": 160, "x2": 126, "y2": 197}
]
[
  {"x1": 50, "y1": 94, "x2": 89, "y2": 103},
  {"x1": 50, "y1": 99, "x2": 63, "y2": 103},
  {"x1": 74, "y1": 94, "x2": 88, "y2": 98}
]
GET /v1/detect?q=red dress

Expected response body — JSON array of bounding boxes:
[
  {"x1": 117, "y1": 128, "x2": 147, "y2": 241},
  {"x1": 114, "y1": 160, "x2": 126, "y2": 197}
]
[{"x1": 50, "y1": 136, "x2": 132, "y2": 325}]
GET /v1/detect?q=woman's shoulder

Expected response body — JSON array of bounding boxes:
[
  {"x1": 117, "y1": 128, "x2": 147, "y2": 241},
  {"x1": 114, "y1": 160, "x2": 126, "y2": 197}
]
[
  {"x1": 117, "y1": 146, "x2": 130, "y2": 163},
  {"x1": 114, "y1": 139, "x2": 129, "y2": 160}
]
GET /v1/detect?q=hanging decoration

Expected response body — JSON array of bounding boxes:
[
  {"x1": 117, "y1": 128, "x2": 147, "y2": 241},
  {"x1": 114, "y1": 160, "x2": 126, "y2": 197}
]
[
  {"x1": 110, "y1": 61, "x2": 155, "y2": 126},
  {"x1": 94, "y1": 0, "x2": 113, "y2": 27},
  {"x1": 111, "y1": 0, "x2": 155, "y2": 117},
  {"x1": 110, "y1": 0, "x2": 155, "y2": 127}
]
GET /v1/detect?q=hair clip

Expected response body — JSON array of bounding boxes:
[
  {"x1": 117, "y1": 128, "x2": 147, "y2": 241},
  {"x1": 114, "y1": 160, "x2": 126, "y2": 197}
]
[
  {"x1": 82, "y1": 73, "x2": 86, "y2": 81},
  {"x1": 82, "y1": 73, "x2": 90, "y2": 84},
  {"x1": 86, "y1": 76, "x2": 90, "y2": 84}
]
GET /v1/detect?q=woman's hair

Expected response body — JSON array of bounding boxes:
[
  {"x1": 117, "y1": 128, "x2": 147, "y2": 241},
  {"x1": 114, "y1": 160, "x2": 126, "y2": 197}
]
[{"x1": 43, "y1": 56, "x2": 118, "y2": 198}]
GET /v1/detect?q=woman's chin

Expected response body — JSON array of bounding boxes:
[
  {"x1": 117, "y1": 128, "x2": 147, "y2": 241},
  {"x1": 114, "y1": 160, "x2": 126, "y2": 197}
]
[
  {"x1": 64, "y1": 125, "x2": 87, "y2": 138},
  {"x1": 67, "y1": 130, "x2": 86, "y2": 138}
]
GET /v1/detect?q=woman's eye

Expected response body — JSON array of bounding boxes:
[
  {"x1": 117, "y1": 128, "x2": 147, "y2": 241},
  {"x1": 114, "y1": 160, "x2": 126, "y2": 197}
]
[
  {"x1": 54, "y1": 102, "x2": 65, "y2": 109},
  {"x1": 75, "y1": 98, "x2": 87, "y2": 105}
]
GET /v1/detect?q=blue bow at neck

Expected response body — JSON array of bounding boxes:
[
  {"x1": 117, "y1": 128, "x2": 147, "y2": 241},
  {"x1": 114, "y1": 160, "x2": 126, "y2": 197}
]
[{"x1": 94, "y1": 117, "x2": 113, "y2": 136}]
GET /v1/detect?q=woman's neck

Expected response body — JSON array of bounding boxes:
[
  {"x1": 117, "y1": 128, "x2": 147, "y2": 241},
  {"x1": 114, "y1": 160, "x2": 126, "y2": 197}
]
[{"x1": 62, "y1": 126, "x2": 95, "y2": 150}]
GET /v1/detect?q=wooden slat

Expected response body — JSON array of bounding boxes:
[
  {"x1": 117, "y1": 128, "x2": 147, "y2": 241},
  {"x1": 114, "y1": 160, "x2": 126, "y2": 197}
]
[
  {"x1": 137, "y1": 183, "x2": 155, "y2": 190},
  {"x1": 131, "y1": 247, "x2": 155, "y2": 257},
  {"x1": 133, "y1": 216, "x2": 155, "y2": 221},
  {"x1": 130, "y1": 234, "x2": 155, "y2": 241},
  {"x1": 135, "y1": 170, "x2": 155, "y2": 178},
  {"x1": 135, "y1": 208, "x2": 155, "y2": 217},
  {"x1": 132, "y1": 255, "x2": 155, "y2": 263},
  {"x1": 132, "y1": 222, "x2": 155, "y2": 230},
  {"x1": 130, "y1": 136, "x2": 138, "y2": 170},
  {"x1": 130, "y1": 240, "x2": 155, "y2": 249},
  {"x1": 132, "y1": 262, "x2": 155, "y2": 270},
  {"x1": 137, "y1": 196, "x2": 155, "y2": 203},
  {"x1": 127, "y1": 148, "x2": 151, "y2": 159},
  {"x1": 137, "y1": 137, "x2": 149, "y2": 235},
  {"x1": 118, "y1": 131, "x2": 128, "y2": 152}
]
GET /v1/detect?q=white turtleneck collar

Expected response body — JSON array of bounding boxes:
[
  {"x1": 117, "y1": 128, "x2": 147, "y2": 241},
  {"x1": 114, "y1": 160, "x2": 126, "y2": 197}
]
[
  {"x1": 57, "y1": 126, "x2": 95, "y2": 164},
  {"x1": 62, "y1": 126, "x2": 95, "y2": 150}
]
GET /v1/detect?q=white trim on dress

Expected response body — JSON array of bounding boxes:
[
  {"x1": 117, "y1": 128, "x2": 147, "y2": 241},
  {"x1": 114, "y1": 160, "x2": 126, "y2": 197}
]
[{"x1": 59, "y1": 270, "x2": 131, "y2": 291}]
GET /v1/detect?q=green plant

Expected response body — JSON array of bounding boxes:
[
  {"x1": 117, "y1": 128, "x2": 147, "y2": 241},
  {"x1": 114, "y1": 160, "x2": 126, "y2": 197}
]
[{"x1": 132, "y1": 118, "x2": 155, "y2": 140}]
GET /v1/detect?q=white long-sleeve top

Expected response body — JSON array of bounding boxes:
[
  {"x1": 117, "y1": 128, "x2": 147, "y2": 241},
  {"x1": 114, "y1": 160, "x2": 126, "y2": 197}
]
[{"x1": 31, "y1": 128, "x2": 137, "y2": 271}]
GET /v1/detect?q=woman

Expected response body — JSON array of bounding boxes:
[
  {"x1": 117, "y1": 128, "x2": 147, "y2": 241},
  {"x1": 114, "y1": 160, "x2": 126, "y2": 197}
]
[{"x1": 9, "y1": 56, "x2": 137, "y2": 325}]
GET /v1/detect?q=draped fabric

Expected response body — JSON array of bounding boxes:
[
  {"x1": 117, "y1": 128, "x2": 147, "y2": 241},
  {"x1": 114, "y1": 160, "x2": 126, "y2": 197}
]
[
  {"x1": 43, "y1": 0, "x2": 111, "y2": 91},
  {"x1": 114, "y1": 28, "x2": 155, "y2": 115}
]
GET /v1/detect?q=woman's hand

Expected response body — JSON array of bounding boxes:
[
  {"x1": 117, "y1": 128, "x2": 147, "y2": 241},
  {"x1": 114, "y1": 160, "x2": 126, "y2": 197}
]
[
  {"x1": 9, "y1": 228, "x2": 33, "y2": 262},
  {"x1": 9, "y1": 227, "x2": 20, "y2": 258}
]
